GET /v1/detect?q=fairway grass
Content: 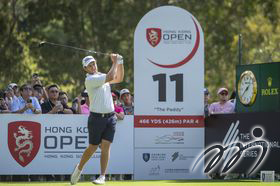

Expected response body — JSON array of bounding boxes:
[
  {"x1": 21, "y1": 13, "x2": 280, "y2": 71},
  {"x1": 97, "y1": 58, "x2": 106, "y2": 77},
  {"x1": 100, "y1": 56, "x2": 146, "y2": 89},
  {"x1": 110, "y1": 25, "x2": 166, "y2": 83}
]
[{"x1": 0, "y1": 180, "x2": 280, "y2": 186}]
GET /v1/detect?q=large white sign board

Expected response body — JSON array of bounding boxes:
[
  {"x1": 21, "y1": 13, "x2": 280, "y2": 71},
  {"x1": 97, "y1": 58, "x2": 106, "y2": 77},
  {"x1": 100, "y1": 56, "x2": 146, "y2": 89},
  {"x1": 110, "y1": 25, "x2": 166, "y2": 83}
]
[
  {"x1": 134, "y1": 6, "x2": 204, "y2": 116},
  {"x1": 0, "y1": 114, "x2": 133, "y2": 174},
  {"x1": 134, "y1": 6, "x2": 205, "y2": 180}
]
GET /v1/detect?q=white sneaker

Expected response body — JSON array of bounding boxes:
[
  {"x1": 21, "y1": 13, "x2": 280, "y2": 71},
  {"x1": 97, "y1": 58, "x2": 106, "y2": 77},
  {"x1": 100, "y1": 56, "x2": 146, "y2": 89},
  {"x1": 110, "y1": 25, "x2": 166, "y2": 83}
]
[
  {"x1": 70, "y1": 164, "x2": 82, "y2": 185},
  {"x1": 92, "y1": 175, "x2": 105, "y2": 185}
]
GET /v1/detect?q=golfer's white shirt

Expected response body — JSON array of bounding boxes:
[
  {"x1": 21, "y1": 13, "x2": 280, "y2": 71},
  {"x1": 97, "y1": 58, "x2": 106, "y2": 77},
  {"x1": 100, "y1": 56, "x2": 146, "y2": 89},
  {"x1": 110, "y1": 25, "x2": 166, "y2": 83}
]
[{"x1": 85, "y1": 73, "x2": 114, "y2": 113}]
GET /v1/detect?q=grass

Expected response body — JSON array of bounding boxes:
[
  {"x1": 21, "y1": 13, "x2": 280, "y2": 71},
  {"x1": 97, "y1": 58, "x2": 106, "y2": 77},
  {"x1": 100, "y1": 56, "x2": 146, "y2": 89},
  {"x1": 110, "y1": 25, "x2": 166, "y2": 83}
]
[{"x1": 0, "y1": 180, "x2": 280, "y2": 186}]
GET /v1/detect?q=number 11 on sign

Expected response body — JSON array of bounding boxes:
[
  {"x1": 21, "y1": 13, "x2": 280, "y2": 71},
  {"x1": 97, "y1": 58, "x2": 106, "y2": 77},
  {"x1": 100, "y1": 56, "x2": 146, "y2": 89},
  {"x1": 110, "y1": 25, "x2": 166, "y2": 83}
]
[{"x1": 152, "y1": 73, "x2": 183, "y2": 102}]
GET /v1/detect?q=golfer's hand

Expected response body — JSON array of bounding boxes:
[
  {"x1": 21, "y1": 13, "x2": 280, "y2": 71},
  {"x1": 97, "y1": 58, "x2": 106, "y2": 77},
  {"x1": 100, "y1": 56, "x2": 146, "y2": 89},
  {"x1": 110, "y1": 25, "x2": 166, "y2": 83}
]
[
  {"x1": 110, "y1": 53, "x2": 118, "y2": 64},
  {"x1": 117, "y1": 54, "x2": 123, "y2": 64}
]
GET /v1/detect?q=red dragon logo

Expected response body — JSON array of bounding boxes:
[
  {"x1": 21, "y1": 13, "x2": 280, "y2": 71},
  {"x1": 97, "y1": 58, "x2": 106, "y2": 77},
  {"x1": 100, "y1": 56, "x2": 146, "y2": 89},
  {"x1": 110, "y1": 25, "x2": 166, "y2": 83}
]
[
  {"x1": 146, "y1": 28, "x2": 162, "y2": 47},
  {"x1": 8, "y1": 121, "x2": 41, "y2": 167}
]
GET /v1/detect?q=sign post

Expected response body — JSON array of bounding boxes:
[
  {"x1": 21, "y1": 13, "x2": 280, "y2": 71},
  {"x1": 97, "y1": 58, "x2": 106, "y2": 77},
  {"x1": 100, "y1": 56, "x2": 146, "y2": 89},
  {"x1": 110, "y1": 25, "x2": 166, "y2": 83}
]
[{"x1": 134, "y1": 6, "x2": 205, "y2": 180}]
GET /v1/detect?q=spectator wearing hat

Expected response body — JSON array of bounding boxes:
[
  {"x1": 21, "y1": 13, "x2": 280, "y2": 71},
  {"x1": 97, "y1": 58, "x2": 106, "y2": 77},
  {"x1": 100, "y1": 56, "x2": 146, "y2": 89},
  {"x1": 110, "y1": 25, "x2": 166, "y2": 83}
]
[
  {"x1": 120, "y1": 88, "x2": 134, "y2": 115},
  {"x1": 112, "y1": 92, "x2": 124, "y2": 120},
  {"x1": 11, "y1": 84, "x2": 42, "y2": 114},
  {"x1": 209, "y1": 87, "x2": 235, "y2": 114},
  {"x1": 204, "y1": 88, "x2": 210, "y2": 116},
  {"x1": 71, "y1": 89, "x2": 90, "y2": 114},
  {"x1": 31, "y1": 73, "x2": 41, "y2": 86},
  {"x1": 8, "y1": 83, "x2": 20, "y2": 97},
  {"x1": 4, "y1": 86, "x2": 18, "y2": 111}
]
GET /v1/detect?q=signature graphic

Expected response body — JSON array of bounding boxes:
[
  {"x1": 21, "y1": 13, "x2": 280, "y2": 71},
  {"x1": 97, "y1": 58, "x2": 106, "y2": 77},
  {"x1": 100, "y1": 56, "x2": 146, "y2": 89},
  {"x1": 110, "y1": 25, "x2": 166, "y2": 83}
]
[{"x1": 192, "y1": 125, "x2": 269, "y2": 175}]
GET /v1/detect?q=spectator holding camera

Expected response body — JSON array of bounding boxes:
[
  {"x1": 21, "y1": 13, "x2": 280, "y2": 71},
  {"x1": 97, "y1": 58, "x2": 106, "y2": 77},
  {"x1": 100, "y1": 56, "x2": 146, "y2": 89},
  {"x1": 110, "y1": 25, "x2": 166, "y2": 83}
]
[
  {"x1": 33, "y1": 84, "x2": 45, "y2": 104},
  {"x1": 80, "y1": 89, "x2": 90, "y2": 115},
  {"x1": 72, "y1": 89, "x2": 90, "y2": 114},
  {"x1": 72, "y1": 97, "x2": 81, "y2": 114},
  {"x1": 41, "y1": 84, "x2": 65, "y2": 114},
  {"x1": 31, "y1": 73, "x2": 41, "y2": 86},
  {"x1": 4, "y1": 86, "x2": 18, "y2": 110},
  {"x1": 58, "y1": 91, "x2": 74, "y2": 114},
  {"x1": 0, "y1": 98, "x2": 10, "y2": 113},
  {"x1": 11, "y1": 84, "x2": 41, "y2": 114},
  {"x1": 31, "y1": 73, "x2": 48, "y2": 100},
  {"x1": 0, "y1": 91, "x2": 10, "y2": 113},
  {"x1": 112, "y1": 92, "x2": 124, "y2": 120}
]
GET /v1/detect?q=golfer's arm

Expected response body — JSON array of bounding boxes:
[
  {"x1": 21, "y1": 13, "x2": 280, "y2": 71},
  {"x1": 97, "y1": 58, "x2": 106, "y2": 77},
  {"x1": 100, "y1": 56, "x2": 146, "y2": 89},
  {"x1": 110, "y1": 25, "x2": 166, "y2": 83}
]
[
  {"x1": 110, "y1": 64, "x2": 124, "y2": 84},
  {"x1": 105, "y1": 62, "x2": 118, "y2": 83}
]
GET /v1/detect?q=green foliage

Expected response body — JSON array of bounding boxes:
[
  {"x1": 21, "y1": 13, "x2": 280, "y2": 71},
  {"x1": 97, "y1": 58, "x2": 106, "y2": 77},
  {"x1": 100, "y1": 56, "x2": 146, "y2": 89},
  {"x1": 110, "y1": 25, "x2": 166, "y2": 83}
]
[{"x1": 1, "y1": 0, "x2": 280, "y2": 101}]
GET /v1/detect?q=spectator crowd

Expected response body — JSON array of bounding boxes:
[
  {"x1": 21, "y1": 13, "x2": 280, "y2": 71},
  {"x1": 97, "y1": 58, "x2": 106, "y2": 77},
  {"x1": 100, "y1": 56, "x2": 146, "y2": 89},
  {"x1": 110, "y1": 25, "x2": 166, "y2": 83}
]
[
  {"x1": 0, "y1": 72, "x2": 236, "y2": 117},
  {"x1": 0, "y1": 73, "x2": 134, "y2": 118}
]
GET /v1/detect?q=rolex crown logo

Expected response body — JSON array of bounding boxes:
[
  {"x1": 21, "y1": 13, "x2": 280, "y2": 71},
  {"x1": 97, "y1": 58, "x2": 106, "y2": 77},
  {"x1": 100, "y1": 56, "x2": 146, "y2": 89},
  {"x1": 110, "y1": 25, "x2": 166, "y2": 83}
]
[{"x1": 267, "y1": 77, "x2": 272, "y2": 87}]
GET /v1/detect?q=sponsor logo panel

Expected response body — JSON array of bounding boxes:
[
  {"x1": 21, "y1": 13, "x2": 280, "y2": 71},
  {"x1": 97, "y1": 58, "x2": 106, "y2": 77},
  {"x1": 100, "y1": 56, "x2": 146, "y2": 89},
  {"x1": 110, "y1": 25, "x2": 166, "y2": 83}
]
[{"x1": 134, "y1": 148, "x2": 205, "y2": 179}]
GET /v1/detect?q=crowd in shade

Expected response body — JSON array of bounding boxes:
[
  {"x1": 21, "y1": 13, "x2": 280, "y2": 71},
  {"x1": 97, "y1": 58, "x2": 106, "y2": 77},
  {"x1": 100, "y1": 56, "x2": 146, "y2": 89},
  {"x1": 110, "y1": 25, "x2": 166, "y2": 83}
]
[
  {"x1": 0, "y1": 73, "x2": 134, "y2": 117},
  {"x1": 0, "y1": 73, "x2": 236, "y2": 117}
]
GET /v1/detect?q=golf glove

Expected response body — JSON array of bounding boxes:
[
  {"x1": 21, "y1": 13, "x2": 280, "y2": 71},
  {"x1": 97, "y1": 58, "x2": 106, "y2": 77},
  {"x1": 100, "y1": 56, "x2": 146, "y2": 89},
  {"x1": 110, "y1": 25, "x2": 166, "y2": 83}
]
[{"x1": 117, "y1": 54, "x2": 123, "y2": 64}]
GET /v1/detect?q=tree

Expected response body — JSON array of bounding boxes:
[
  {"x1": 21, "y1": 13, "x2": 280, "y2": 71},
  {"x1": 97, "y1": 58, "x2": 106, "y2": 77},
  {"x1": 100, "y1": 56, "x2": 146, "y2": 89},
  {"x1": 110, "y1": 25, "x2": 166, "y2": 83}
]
[{"x1": 1, "y1": 0, "x2": 279, "y2": 101}]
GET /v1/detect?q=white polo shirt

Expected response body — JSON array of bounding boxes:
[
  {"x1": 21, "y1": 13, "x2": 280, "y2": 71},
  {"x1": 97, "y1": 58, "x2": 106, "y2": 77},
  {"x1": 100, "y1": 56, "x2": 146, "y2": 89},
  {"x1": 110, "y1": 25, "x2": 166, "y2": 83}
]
[{"x1": 85, "y1": 73, "x2": 114, "y2": 113}]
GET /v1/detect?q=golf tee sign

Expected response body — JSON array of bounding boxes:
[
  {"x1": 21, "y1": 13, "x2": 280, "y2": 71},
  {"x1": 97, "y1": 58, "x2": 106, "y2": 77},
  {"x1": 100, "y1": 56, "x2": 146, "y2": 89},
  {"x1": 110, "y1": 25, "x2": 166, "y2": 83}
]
[
  {"x1": 134, "y1": 6, "x2": 205, "y2": 179},
  {"x1": 134, "y1": 6, "x2": 204, "y2": 126}
]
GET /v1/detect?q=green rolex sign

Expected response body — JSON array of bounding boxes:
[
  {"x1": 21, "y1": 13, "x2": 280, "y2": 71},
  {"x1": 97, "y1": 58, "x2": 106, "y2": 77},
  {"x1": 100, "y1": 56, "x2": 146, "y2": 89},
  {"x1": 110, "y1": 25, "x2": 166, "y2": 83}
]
[{"x1": 236, "y1": 62, "x2": 280, "y2": 112}]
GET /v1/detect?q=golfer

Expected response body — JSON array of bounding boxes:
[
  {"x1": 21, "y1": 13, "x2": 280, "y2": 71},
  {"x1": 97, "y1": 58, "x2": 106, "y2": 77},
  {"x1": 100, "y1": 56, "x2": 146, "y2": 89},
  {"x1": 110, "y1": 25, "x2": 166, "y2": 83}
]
[{"x1": 71, "y1": 53, "x2": 124, "y2": 185}]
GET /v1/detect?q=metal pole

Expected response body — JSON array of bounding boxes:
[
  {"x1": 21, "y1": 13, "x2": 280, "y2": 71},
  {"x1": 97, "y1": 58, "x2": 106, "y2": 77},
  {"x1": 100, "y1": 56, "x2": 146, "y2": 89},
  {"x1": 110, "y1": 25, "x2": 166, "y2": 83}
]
[{"x1": 238, "y1": 34, "x2": 242, "y2": 65}]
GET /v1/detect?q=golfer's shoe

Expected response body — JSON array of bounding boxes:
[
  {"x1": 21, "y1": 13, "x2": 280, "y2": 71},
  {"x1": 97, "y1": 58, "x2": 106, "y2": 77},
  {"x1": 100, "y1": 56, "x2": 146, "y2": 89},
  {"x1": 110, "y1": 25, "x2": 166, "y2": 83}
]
[
  {"x1": 70, "y1": 164, "x2": 82, "y2": 185},
  {"x1": 92, "y1": 175, "x2": 105, "y2": 185}
]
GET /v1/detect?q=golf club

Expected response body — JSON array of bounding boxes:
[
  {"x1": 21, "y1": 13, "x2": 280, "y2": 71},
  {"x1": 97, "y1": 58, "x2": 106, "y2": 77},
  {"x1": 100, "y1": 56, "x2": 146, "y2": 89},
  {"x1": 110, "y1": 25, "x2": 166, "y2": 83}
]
[{"x1": 38, "y1": 41, "x2": 110, "y2": 56}]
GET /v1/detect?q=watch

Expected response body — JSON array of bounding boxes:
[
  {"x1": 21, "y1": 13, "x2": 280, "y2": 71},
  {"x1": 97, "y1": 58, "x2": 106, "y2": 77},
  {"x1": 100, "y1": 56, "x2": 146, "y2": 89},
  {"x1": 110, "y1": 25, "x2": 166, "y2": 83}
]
[{"x1": 238, "y1": 70, "x2": 257, "y2": 106}]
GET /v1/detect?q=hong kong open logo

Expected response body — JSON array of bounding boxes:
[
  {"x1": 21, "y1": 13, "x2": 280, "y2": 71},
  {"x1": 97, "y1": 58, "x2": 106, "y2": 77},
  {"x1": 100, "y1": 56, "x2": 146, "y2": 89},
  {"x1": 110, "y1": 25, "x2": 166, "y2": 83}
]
[
  {"x1": 8, "y1": 121, "x2": 41, "y2": 167},
  {"x1": 146, "y1": 28, "x2": 161, "y2": 47},
  {"x1": 147, "y1": 17, "x2": 200, "y2": 68}
]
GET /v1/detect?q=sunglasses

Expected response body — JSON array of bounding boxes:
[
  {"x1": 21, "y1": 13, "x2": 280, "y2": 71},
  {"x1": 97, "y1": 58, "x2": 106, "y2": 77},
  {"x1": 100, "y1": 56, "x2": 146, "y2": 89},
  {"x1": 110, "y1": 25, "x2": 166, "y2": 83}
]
[
  {"x1": 23, "y1": 87, "x2": 32, "y2": 91},
  {"x1": 220, "y1": 92, "x2": 228, "y2": 96}
]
